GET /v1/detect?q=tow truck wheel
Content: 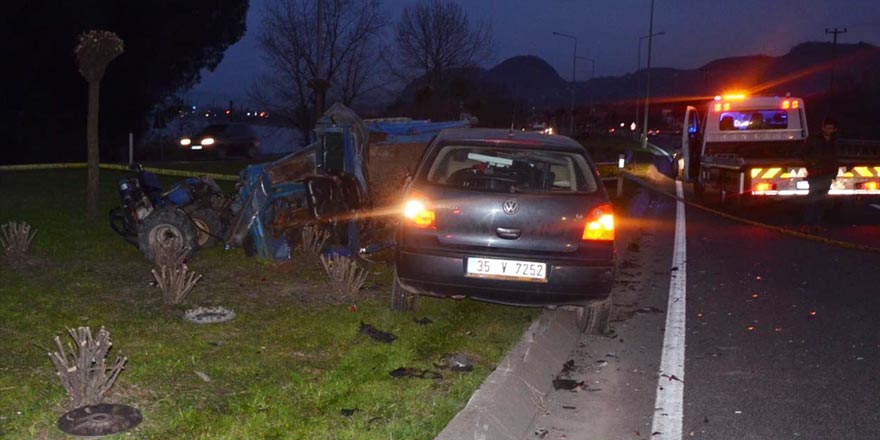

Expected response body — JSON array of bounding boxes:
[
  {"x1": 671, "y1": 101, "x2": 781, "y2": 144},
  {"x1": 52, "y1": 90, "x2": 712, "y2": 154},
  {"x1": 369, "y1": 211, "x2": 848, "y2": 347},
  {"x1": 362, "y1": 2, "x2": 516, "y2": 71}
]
[
  {"x1": 390, "y1": 268, "x2": 416, "y2": 312},
  {"x1": 576, "y1": 295, "x2": 612, "y2": 335},
  {"x1": 137, "y1": 208, "x2": 197, "y2": 263}
]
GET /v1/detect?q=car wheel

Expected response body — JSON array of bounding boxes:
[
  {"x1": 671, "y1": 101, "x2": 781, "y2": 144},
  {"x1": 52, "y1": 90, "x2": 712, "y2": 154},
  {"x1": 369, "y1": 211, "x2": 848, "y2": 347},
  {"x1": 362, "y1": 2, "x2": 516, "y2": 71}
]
[
  {"x1": 390, "y1": 267, "x2": 416, "y2": 312},
  {"x1": 137, "y1": 208, "x2": 197, "y2": 263},
  {"x1": 575, "y1": 295, "x2": 612, "y2": 335},
  {"x1": 190, "y1": 209, "x2": 224, "y2": 248}
]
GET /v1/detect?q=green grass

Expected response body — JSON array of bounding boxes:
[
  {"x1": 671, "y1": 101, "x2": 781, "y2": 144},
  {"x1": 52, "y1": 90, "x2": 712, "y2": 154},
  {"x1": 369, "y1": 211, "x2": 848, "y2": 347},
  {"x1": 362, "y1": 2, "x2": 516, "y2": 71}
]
[{"x1": 0, "y1": 169, "x2": 538, "y2": 439}]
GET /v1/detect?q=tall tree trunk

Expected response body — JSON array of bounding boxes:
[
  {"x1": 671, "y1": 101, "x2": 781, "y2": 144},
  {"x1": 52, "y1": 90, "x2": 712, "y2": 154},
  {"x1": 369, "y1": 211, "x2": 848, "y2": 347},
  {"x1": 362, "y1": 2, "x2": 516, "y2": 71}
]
[{"x1": 86, "y1": 80, "x2": 101, "y2": 219}]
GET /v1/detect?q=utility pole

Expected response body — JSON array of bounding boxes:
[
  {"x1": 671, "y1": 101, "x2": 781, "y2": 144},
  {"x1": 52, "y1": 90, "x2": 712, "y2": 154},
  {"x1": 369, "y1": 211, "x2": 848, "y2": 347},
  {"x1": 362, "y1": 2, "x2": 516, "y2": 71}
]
[
  {"x1": 641, "y1": 0, "x2": 656, "y2": 150},
  {"x1": 825, "y1": 27, "x2": 847, "y2": 107},
  {"x1": 552, "y1": 32, "x2": 577, "y2": 135},
  {"x1": 635, "y1": 31, "x2": 664, "y2": 138}
]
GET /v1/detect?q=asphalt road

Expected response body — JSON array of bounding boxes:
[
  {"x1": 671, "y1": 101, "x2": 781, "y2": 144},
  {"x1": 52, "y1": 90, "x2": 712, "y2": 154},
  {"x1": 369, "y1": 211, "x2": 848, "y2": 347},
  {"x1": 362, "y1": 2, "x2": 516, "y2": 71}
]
[{"x1": 522, "y1": 172, "x2": 880, "y2": 439}]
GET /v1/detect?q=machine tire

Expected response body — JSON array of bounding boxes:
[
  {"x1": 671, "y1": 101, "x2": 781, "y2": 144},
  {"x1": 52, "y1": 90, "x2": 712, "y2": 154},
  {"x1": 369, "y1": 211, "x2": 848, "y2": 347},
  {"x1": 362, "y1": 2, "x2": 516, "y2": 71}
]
[
  {"x1": 390, "y1": 268, "x2": 416, "y2": 312},
  {"x1": 190, "y1": 209, "x2": 224, "y2": 248},
  {"x1": 575, "y1": 295, "x2": 612, "y2": 335},
  {"x1": 137, "y1": 208, "x2": 197, "y2": 263}
]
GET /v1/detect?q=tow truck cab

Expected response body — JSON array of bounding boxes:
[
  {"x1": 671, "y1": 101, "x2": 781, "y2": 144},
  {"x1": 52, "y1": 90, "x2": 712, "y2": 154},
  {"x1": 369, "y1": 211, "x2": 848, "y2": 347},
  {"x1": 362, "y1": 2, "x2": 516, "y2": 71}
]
[{"x1": 680, "y1": 93, "x2": 880, "y2": 200}]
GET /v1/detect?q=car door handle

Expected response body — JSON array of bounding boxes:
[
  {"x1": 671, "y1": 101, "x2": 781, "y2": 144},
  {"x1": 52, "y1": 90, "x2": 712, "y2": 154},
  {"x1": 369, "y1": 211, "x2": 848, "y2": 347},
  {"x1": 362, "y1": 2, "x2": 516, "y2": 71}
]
[{"x1": 496, "y1": 227, "x2": 521, "y2": 239}]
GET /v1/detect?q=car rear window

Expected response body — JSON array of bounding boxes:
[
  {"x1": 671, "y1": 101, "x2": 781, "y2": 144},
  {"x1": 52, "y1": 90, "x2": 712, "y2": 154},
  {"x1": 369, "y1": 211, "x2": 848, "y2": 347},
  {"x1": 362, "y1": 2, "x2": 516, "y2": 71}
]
[{"x1": 425, "y1": 145, "x2": 598, "y2": 194}]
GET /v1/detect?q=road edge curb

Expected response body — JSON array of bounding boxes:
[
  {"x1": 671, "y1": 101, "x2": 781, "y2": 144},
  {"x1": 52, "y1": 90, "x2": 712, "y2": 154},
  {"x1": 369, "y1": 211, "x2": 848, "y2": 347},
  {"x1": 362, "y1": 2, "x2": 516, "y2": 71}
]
[{"x1": 435, "y1": 309, "x2": 579, "y2": 440}]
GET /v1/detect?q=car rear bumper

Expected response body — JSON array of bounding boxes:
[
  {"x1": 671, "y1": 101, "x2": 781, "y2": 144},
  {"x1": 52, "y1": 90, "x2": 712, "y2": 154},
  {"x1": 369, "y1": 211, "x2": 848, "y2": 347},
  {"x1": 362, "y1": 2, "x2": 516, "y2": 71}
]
[{"x1": 396, "y1": 247, "x2": 614, "y2": 307}]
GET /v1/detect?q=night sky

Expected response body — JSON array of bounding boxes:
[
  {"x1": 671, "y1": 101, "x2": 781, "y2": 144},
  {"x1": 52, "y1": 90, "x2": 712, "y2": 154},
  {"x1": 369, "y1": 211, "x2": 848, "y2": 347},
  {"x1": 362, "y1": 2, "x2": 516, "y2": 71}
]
[{"x1": 189, "y1": 0, "x2": 880, "y2": 105}]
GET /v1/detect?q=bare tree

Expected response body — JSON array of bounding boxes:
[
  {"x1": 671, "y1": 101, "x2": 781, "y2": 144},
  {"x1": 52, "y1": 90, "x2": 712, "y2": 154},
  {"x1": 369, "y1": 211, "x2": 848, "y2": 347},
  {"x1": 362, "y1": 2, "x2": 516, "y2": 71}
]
[
  {"x1": 393, "y1": 0, "x2": 494, "y2": 84},
  {"x1": 253, "y1": 0, "x2": 388, "y2": 138},
  {"x1": 75, "y1": 30, "x2": 123, "y2": 219}
]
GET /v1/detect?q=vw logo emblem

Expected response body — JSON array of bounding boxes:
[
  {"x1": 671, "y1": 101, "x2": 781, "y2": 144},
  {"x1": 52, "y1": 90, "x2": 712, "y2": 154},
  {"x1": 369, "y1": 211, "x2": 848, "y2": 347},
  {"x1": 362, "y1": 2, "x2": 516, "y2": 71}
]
[{"x1": 502, "y1": 199, "x2": 519, "y2": 215}]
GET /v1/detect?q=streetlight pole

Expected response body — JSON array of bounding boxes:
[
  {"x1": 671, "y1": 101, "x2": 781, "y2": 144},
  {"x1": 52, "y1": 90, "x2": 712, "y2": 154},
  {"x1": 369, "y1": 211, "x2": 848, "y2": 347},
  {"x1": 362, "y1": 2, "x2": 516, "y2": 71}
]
[
  {"x1": 552, "y1": 31, "x2": 577, "y2": 135},
  {"x1": 635, "y1": 31, "x2": 664, "y2": 137},
  {"x1": 641, "y1": 0, "x2": 657, "y2": 149},
  {"x1": 576, "y1": 56, "x2": 596, "y2": 112}
]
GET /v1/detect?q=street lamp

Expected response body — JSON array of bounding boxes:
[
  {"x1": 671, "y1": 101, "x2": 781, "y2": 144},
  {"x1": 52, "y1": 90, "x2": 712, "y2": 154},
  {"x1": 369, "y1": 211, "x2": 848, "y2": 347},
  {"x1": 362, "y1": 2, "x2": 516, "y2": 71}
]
[
  {"x1": 552, "y1": 31, "x2": 577, "y2": 135},
  {"x1": 634, "y1": 31, "x2": 664, "y2": 136},
  {"x1": 641, "y1": 0, "x2": 658, "y2": 149}
]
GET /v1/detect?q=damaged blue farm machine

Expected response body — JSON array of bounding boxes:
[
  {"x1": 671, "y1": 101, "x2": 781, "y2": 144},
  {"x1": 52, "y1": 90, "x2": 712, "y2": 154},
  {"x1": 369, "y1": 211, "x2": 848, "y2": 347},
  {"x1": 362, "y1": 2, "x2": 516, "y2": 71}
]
[{"x1": 223, "y1": 104, "x2": 389, "y2": 259}]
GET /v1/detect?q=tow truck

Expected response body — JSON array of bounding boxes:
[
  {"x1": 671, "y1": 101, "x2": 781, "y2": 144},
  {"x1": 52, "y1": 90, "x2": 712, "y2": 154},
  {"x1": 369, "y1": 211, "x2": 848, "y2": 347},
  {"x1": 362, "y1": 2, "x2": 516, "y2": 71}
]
[{"x1": 676, "y1": 93, "x2": 880, "y2": 203}]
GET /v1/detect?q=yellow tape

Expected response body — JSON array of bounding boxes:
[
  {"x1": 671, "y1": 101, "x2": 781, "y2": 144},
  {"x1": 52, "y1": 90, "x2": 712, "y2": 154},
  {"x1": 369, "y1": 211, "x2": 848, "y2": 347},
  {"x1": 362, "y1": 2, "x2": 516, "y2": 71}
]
[
  {"x1": 0, "y1": 162, "x2": 238, "y2": 181},
  {"x1": 623, "y1": 172, "x2": 880, "y2": 254},
  {"x1": 0, "y1": 163, "x2": 87, "y2": 171}
]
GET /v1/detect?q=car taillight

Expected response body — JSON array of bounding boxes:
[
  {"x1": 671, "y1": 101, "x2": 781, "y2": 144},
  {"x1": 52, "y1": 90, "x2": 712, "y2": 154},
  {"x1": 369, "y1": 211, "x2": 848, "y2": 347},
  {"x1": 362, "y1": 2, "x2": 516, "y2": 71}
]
[
  {"x1": 582, "y1": 203, "x2": 614, "y2": 241},
  {"x1": 403, "y1": 195, "x2": 436, "y2": 229}
]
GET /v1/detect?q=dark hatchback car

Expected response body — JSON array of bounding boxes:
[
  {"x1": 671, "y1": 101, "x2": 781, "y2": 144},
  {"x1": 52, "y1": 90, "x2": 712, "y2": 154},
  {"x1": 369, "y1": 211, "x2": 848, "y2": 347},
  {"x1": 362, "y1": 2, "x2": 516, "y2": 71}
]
[
  {"x1": 393, "y1": 128, "x2": 615, "y2": 333},
  {"x1": 180, "y1": 123, "x2": 261, "y2": 159}
]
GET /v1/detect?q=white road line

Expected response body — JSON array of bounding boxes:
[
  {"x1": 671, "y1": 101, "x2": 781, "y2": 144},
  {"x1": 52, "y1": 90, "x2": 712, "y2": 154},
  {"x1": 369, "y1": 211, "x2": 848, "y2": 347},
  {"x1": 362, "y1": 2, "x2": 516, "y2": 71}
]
[
  {"x1": 870, "y1": 204, "x2": 880, "y2": 211},
  {"x1": 651, "y1": 180, "x2": 687, "y2": 440}
]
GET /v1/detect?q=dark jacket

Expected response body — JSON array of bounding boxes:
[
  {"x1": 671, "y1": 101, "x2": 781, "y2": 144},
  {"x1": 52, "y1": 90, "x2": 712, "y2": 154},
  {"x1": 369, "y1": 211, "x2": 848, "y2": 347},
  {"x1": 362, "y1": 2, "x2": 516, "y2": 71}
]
[{"x1": 802, "y1": 133, "x2": 838, "y2": 179}]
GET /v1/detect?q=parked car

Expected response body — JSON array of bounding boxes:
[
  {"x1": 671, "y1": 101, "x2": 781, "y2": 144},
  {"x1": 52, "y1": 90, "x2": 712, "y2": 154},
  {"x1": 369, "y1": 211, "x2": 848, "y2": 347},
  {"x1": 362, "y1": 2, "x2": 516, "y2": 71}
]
[
  {"x1": 180, "y1": 123, "x2": 260, "y2": 159},
  {"x1": 392, "y1": 128, "x2": 616, "y2": 333}
]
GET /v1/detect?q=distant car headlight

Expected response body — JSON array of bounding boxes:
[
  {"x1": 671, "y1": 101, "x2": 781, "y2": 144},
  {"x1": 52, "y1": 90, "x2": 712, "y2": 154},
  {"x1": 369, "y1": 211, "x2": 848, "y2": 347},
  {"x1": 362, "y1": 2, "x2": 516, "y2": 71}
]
[
  {"x1": 180, "y1": 138, "x2": 191, "y2": 146},
  {"x1": 201, "y1": 137, "x2": 215, "y2": 145}
]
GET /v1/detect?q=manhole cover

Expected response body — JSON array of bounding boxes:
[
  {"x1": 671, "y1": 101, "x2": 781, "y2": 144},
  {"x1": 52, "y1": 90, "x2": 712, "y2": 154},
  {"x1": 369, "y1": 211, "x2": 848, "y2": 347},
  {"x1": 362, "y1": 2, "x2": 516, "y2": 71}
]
[
  {"x1": 57, "y1": 403, "x2": 142, "y2": 437},
  {"x1": 184, "y1": 306, "x2": 235, "y2": 324}
]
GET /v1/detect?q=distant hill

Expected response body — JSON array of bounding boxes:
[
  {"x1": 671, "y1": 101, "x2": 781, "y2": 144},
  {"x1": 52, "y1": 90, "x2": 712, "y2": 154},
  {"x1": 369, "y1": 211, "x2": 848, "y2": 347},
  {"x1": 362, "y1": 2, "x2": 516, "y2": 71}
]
[
  {"x1": 389, "y1": 41, "x2": 880, "y2": 135},
  {"x1": 394, "y1": 41, "x2": 879, "y2": 107}
]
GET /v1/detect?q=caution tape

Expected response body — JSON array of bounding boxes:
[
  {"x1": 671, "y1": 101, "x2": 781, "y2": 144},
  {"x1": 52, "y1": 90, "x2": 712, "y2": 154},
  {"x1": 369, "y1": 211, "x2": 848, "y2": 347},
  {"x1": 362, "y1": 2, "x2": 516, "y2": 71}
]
[
  {"x1": 0, "y1": 162, "x2": 239, "y2": 182},
  {"x1": 0, "y1": 162, "x2": 87, "y2": 171},
  {"x1": 622, "y1": 171, "x2": 880, "y2": 255}
]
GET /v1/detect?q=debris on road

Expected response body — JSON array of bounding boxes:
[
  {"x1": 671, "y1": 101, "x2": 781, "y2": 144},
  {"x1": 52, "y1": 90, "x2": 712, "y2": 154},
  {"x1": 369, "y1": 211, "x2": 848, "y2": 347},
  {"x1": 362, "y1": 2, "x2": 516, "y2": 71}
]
[
  {"x1": 389, "y1": 367, "x2": 442, "y2": 379},
  {"x1": 359, "y1": 322, "x2": 396, "y2": 343},
  {"x1": 434, "y1": 353, "x2": 474, "y2": 372},
  {"x1": 413, "y1": 317, "x2": 433, "y2": 326}
]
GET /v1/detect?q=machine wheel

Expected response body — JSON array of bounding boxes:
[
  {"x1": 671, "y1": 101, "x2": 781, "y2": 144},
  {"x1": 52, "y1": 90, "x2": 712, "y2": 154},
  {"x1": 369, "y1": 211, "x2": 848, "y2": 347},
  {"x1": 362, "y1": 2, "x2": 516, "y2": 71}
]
[
  {"x1": 390, "y1": 268, "x2": 416, "y2": 312},
  {"x1": 137, "y1": 208, "x2": 197, "y2": 263},
  {"x1": 575, "y1": 295, "x2": 612, "y2": 335},
  {"x1": 190, "y1": 209, "x2": 224, "y2": 248}
]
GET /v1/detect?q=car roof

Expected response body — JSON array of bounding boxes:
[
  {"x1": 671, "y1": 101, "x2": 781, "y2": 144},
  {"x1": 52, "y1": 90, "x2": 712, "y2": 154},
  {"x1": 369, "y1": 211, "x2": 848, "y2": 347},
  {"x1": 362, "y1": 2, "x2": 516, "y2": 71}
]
[{"x1": 434, "y1": 128, "x2": 584, "y2": 151}]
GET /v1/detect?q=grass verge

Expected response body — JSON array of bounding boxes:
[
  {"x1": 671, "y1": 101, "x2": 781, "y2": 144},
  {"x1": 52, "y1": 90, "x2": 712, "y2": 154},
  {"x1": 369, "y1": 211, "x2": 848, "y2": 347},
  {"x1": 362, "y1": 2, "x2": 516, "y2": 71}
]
[{"x1": 0, "y1": 168, "x2": 538, "y2": 439}]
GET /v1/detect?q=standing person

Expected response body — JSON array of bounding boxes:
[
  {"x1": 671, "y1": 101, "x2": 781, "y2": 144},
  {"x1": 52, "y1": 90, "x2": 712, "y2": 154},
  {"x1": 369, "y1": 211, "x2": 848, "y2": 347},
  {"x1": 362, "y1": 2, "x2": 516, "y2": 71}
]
[{"x1": 800, "y1": 117, "x2": 839, "y2": 233}]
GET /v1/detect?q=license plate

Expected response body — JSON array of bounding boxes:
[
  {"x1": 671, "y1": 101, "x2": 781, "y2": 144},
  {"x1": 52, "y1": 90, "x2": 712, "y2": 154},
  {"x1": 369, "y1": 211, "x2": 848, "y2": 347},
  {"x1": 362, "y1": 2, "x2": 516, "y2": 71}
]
[
  {"x1": 796, "y1": 180, "x2": 809, "y2": 190},
  {"x1": 190, "y1": 145, "x2": 203, "y2": 150},
  {"x1": 466, "y1": 257, "x2": 547, "y2": 282}
]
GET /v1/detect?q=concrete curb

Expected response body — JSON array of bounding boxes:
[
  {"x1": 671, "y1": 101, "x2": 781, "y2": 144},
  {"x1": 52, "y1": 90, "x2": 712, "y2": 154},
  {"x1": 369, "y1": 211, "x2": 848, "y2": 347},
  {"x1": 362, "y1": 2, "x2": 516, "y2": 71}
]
[{"x1": 435, "y1": 309, "x2": 580, "y2": 440}]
